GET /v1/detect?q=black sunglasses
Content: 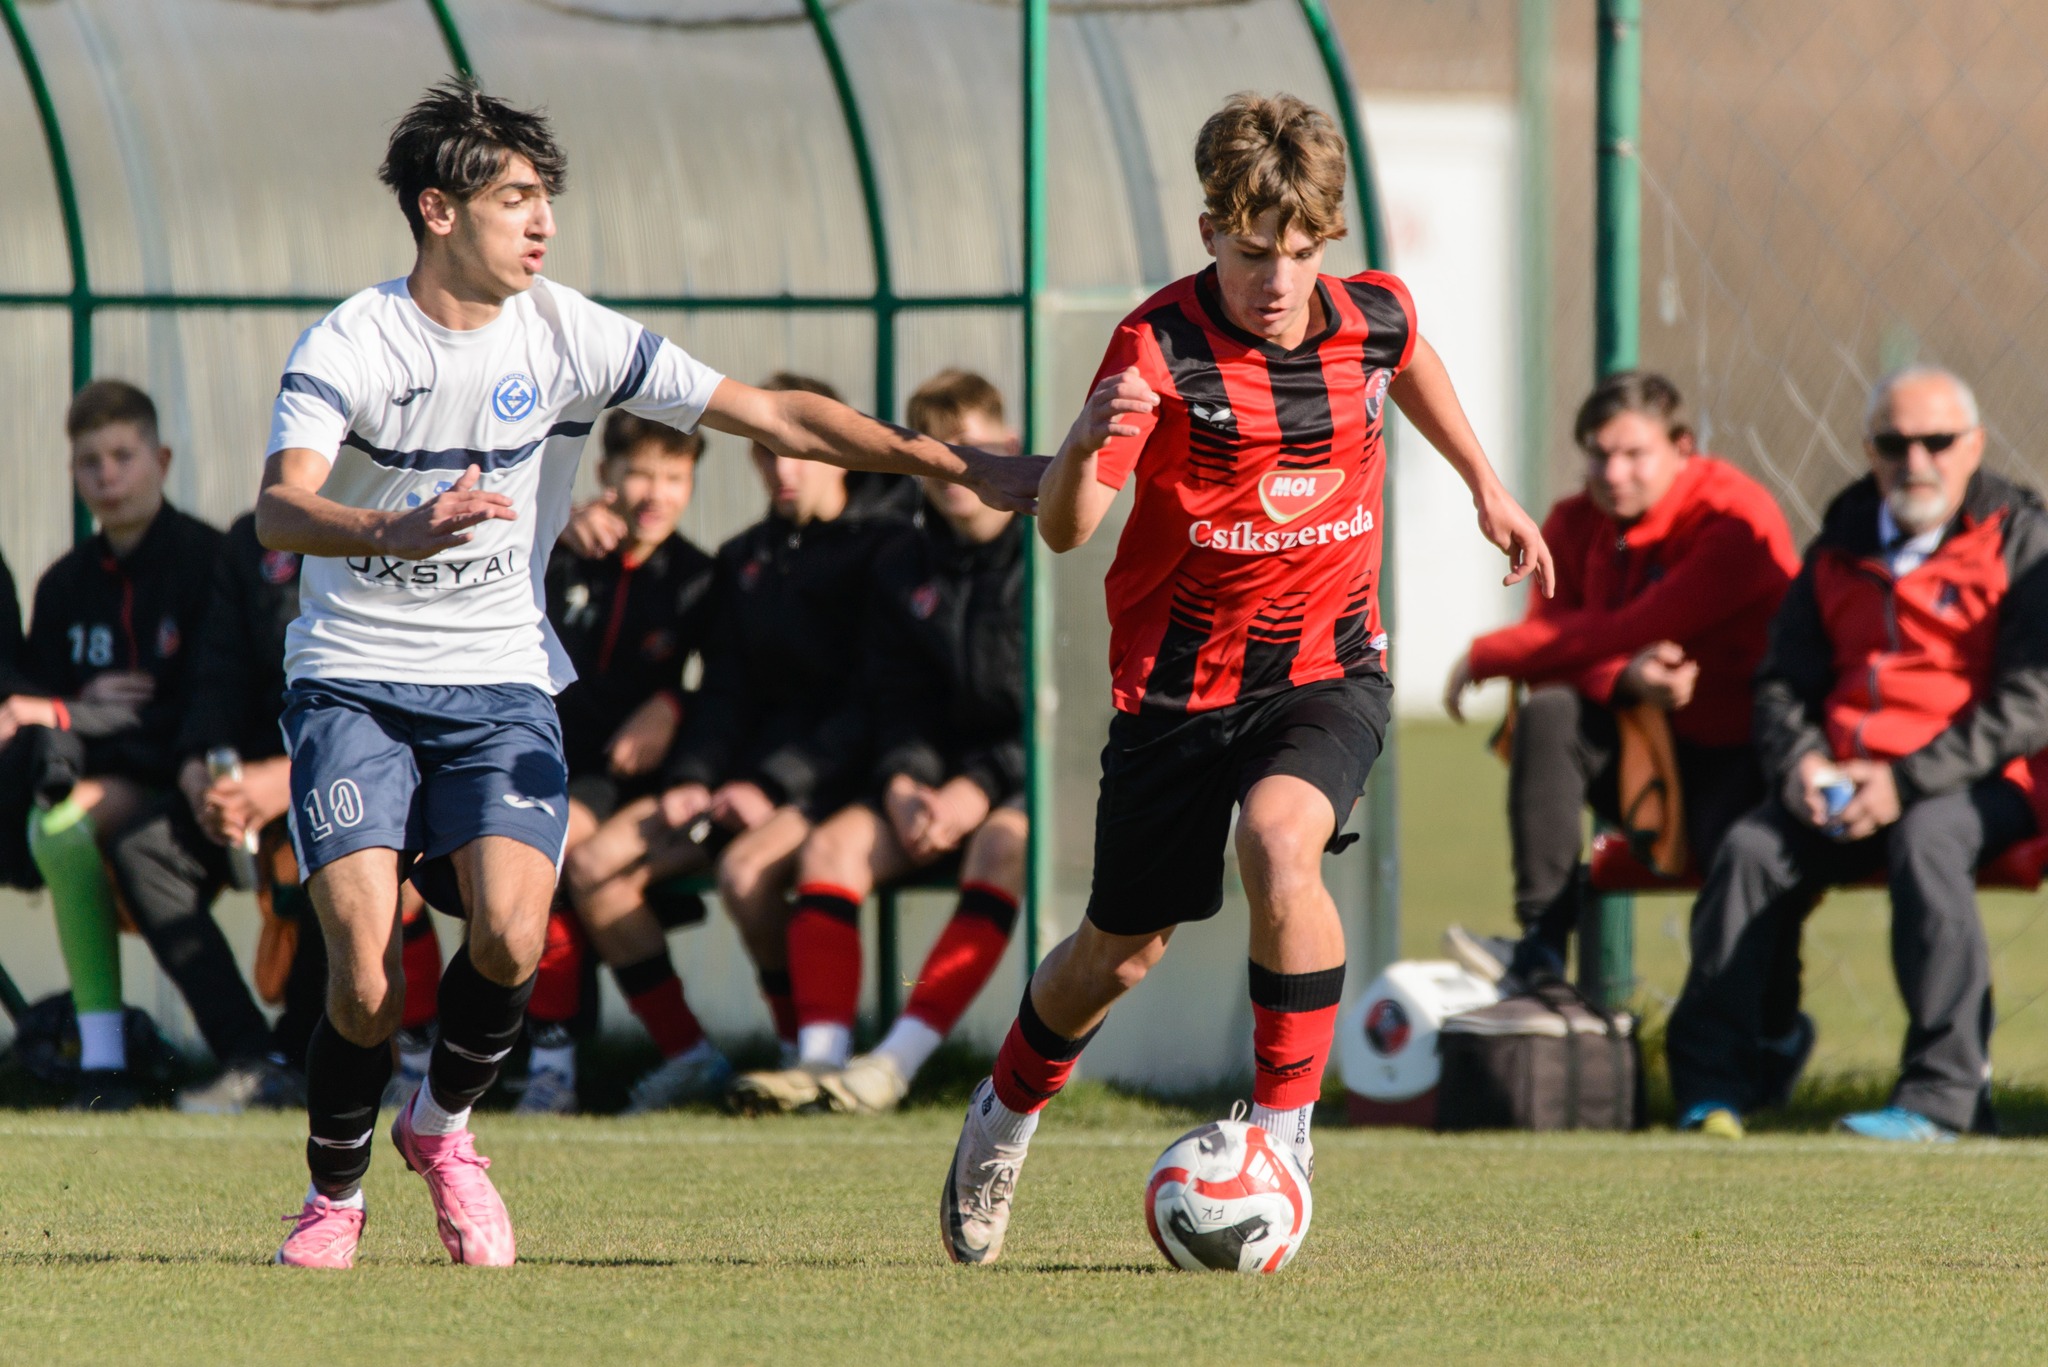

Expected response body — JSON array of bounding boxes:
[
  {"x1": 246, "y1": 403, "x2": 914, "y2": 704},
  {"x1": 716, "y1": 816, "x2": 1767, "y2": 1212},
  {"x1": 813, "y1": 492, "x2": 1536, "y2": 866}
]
[{"x1": 1870, "y1": 430, "x2": 1968, "y2": 460}]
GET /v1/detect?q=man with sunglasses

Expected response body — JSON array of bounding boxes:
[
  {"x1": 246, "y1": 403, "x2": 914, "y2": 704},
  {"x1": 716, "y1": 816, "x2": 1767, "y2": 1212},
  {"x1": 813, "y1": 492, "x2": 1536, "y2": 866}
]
[{"x1": 1668, "y1": 367, "x2": 2048, "y2": 1142}]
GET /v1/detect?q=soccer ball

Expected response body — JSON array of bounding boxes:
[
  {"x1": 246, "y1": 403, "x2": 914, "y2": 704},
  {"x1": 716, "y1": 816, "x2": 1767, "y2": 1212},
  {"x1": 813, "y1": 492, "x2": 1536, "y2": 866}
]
[{"x1": 1144, "y1": 1118, "x2": 1313, "y2": 1273}]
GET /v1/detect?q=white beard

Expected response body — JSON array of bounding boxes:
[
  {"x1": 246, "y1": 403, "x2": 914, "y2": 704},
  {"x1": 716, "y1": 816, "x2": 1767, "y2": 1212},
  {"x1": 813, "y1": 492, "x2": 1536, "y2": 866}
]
[{"x1": 1887, "y1": 483, "x2": 1952, "y2": 536}]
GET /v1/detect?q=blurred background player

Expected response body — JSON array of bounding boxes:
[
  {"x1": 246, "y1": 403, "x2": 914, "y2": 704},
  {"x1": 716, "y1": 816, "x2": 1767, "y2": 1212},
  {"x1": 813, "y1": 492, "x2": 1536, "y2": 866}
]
[
  {"x1": 729, "y1": 369, "x2": 1026, "y2": 1116},
  {"x1": 1668, "y1": 368, "x2": 2048, "y2": 1143},
  {"x1": 0, "y1": 380, "x2": 223, "y2": 1110},
  {"x1": 263, "y1": 79, "x2": 1035, "y2": 1269},
  {"x1": 112, "y1": 507, "x2": 317, "y2": 1114},
  {"x1": 1441, "y1": 372, "x2": 1798, "y2": 987},
  {"x1": 512, "y1": 410, "x2": 715, "y2": 1114},
  {"x1": 940, "y1": 93, "x2": 1552, "y2": 1265},
  {"x1": 564, "y1": 372, "x2": 910, "y2": 1113}
]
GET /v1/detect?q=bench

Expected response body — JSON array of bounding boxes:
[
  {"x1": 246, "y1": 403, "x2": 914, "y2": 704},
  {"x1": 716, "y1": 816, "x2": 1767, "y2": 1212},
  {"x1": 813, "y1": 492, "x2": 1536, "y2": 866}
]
[
  {"x1": 646, "y1": 868, "x2": 965, "y2": 1022},
  {"x1": 1576, "y1": 828, "x2": 2048, "y2": 1008}
]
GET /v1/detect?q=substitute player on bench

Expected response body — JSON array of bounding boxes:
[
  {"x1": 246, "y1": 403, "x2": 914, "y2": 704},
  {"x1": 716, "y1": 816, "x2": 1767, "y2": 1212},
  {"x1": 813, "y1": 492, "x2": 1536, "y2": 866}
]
[
  {"x1": 939, "y1": 93, "x2": 1552, "y2": 1265},
  {"x1": 259, "y1": 78, "x2": 1041, "y2": 1270}
]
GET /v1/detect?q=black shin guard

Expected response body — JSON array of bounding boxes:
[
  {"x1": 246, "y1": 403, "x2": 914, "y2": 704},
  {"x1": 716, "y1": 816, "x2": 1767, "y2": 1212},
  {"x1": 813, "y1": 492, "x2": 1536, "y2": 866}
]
[
  {"x1": 427, "y1": 944, "x2": 536, "y2": 1114},
  {"x1": 305, "y1": 1013, "x2": 394, "y2": 1196}
]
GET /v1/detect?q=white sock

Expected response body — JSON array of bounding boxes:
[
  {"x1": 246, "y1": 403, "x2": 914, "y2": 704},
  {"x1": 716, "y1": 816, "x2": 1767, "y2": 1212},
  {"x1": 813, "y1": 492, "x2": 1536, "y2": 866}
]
[
  {"x1": 873, "y1": 1016, "x2": 944, "y2": 1082},
  {"x1": 77, "y1": 1010, "x2": 127, "y2": 1072},
  {"x1": 529, "y1": 1043, "x2": 576, "y2": 1080},
  {"x1": 408, "y1": 1081, "x2": 471, "y2": 1136},
  {"x1": 797, "y1": 1022, "x2": 852, "y2": 1069},
  {"x1": 307, "y1": 1180, "x2": 365, "y2": 1210},
  {"x1": 979, "y1": 1083, "x2": 1040, "y2": 1148},
  {"x1": 1251, "y1": 1101, "x2": 1315, "y2": 1169}
]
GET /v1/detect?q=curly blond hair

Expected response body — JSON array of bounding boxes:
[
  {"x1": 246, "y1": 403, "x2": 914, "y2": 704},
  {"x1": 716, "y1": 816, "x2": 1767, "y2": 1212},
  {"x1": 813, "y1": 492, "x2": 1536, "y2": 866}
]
[{"x1": 1195, "y1": 92, "x2": 1348, "y2": 243}]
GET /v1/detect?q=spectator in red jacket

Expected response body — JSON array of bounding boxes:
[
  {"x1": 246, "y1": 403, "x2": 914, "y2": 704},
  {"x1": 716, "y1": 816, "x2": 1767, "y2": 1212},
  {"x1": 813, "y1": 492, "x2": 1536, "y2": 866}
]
[
  {"x1": 1443, "y1": 372, "x2": 1799, "y2": 981},
  {"x1": 1670, "y1": 368, "x2": 2048, "y2": 1142}
]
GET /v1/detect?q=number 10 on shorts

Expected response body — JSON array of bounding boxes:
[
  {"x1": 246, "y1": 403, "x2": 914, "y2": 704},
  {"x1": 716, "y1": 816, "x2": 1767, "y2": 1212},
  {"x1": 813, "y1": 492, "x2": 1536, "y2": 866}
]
[{"x1": 301, "y1": 779, "x2": 365, "y2": 841}]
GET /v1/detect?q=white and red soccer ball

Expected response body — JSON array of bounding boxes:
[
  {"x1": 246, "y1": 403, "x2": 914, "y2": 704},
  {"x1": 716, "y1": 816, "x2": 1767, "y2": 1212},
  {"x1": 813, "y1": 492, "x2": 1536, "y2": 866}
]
[{"x1": 1144, "y1": 1118, "x2": 1313, "y2": 1273}]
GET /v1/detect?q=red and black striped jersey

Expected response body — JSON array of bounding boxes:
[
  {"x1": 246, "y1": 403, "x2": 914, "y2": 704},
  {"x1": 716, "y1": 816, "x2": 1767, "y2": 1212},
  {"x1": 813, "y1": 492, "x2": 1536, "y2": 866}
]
[{"x1": 1092, "y1": 265, "x2": 1416, "y2": 715}]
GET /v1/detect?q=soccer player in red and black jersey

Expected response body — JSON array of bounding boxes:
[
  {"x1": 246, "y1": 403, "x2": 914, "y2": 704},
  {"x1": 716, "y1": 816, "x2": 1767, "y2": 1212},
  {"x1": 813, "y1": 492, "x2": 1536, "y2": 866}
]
[{"x1": 940, "y1": 93, "x2": 1554, "y2": 1265}]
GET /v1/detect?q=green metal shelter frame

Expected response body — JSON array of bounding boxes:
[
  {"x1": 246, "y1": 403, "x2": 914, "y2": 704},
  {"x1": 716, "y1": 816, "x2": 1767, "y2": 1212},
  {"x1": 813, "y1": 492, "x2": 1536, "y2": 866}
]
[{"x1": 1, "y1": 0, "x2": 1395, "y2": 995}]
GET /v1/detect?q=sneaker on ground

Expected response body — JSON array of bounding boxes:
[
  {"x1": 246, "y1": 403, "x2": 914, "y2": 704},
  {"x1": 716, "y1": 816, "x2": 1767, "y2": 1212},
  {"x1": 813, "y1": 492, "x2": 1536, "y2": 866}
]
[
  {"x1": 619, "y1": 1046, "x2": 734, "y2": 1116},
  {"x1": 275, "y1": 1194, "x2": 365, "y2": 1269},
  {"x1": 817, "y1": 1052, "x2": 910, "y2": 1116},
  {"x1": 1837, "y1": 1106, "x2": 1956, "y2": 1143},
  {"x1": 726, "y1": 1064, "x2": 832, "y2": 1116},
  {"x1": 1679, "y1": 1102, "x2": 1745, "y2": 1139},
  {"x1": 389, "y1": 1094, "x2": 516, "y2": 1265},
  {"x1": 64, "y1": 1068, "x2": 141, "y2": 1113},
  {"x1": 939, "y1": 1078, "x2": 1029, "y2": 1266},
  {"x1": 513, "y1": 1065, "x2": 578, "y2": 1116},
  {"x1": 1442, "y1": 925, "x2": 1513, "y2": 983},
  {"x1": 178, "y1": 1059, "x2": 305, "y2": 1115}
]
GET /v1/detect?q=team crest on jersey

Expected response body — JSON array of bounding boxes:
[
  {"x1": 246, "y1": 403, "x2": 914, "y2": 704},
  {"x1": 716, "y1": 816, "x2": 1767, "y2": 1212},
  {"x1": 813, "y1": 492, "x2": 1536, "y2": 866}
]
[
  {"x1": 641, "y1": 628, "x2": 677, "y2": 661},
  {"x1": 156, "y1": 616, "x2": 181, "y2": 659},
  {"x1": 909, "y1": 583, "x2": 941, "y2": 620},
  {"x1": 1258, "y1": 468, "x2": 1346, "y2": 525},
  {"x1": 492, "y1": 371, "x2": 538, "y2": 422},
  {"x1": 739, "y1": 557, "x2": 766, "y2": 592},
  {"x1": 260, "y1": 548, "x2": 300, "y2": 585},
  {"x1": 1364, "y1": 369, "x2": 1391, "y2": 422}
]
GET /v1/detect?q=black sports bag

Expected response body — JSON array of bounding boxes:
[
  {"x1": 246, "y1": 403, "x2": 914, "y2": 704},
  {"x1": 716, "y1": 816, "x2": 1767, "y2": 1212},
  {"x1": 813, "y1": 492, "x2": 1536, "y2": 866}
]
[{"x1": 1434, "y1": 978, "x2": 1642, "y2": 1131}]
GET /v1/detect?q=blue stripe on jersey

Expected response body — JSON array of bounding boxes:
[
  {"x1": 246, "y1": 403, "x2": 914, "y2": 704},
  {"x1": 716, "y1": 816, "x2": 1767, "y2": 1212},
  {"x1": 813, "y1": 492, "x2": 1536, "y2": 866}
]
[
  {"x1": 281, "y1": 371, "x2": 349, "y2": 418},
  {"x1": 604, "y1": 328, "x2": 665, "y2": 408},
  {"x1": 341, "y1": 419, "x2": 595, "y2": 473}
]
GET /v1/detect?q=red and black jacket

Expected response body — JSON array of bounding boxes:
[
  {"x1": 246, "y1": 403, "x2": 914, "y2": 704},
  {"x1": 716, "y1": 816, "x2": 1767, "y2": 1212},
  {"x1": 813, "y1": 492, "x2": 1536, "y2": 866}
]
[
  {"x1": 1468, "y1": 455, "x2": 1799, "y2": 748},
  {"x1": 1755, "y1": 471, "x2": 2048, "y2": 817},
  {"x1": 545, "y1": 531, "x2": 716, "y2": 780}
]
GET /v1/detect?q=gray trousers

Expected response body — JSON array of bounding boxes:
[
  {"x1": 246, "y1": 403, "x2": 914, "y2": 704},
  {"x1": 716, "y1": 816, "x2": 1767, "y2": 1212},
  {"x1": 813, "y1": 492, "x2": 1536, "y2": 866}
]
[{"x1": 1666, "y1": 778, "x2": 2033, "y2": 1131}]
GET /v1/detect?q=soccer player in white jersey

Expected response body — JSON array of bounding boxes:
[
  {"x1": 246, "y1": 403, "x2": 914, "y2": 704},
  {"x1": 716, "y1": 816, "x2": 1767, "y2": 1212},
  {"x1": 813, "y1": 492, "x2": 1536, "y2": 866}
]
[{"x1": 260, "y1": 79, "x2": 1043, "y2": 1269}]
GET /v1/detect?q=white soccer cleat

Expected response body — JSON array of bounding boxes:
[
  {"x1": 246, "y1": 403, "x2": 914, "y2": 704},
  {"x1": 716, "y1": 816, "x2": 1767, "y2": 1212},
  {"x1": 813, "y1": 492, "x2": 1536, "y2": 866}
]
[
  {"x1": 818, "y1": 1052, "x2": 910, "y2": 1116},
  {"x1": 513, "y1": 1064, "x2": 578, "y2": 1116},
  {"x1": 725, "y1": 1064, "x2": 831, "y2": 1116},
  {"x1": 619, "y1": 1044, "x2": 734, "y2": 1116},
  {"x1": 940, "y1": 1078, "x2": 1030, "y2": 1265}
]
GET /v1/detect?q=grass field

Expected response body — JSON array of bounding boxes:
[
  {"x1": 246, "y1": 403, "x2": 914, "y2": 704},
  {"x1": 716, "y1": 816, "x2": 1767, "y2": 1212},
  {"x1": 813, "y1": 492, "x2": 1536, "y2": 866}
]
[{"x1": 7, "y1": 1098, "x2": 2048, "y2": 1366}]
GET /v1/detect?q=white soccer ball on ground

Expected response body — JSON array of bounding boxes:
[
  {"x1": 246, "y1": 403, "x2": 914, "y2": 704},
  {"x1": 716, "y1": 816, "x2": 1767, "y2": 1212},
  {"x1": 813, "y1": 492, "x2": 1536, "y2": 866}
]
[{"x1": 1144, "y1": 1118, "x2": 1313, "y2": 1273}]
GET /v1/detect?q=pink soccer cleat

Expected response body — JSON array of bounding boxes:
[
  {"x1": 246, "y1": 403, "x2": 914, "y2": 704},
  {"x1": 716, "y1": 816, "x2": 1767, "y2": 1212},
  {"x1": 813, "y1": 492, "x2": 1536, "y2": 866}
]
[
  {"x1": 275, "y1": 1195, "x2": 365, "y2": 1269},
  {"x1": 390, "y1": 1096, "x2": 517, "y2": 1266}
]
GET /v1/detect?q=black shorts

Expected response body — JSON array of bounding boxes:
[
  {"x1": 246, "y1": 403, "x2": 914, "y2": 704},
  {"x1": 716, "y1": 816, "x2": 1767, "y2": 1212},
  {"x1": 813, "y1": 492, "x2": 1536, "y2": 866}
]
[{"x1": 1083, "y1": 674, "x2": 1391, "y2": 938}]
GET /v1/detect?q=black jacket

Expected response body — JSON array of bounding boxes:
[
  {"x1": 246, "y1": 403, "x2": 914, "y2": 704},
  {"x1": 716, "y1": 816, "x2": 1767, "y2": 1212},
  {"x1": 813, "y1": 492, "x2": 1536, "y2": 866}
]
[
  {"x1": 0, "y1": 549, "x2": 27, "y2": 698},
  {"x1": 864, "y1": 515, "x2": 1025, "y2": 804},
  {"x1": 25, "y1": 504, "x2": 224, "y2": 783},
  {"x1": 176, "y1": 512, "x2": 300, "y2": 766},
  {"x1": 662, "y1": 509, "x2": 910, "y2": 807},
  {"x1": 546, "y1": 532, "x2": 716, "y2": 777}
]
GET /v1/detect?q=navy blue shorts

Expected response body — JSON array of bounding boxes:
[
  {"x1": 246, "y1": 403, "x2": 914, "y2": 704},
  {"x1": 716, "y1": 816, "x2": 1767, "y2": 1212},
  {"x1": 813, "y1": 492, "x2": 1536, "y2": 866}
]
[{"x1": 281, "y1": 678, "x2": 571, "y2": 914}]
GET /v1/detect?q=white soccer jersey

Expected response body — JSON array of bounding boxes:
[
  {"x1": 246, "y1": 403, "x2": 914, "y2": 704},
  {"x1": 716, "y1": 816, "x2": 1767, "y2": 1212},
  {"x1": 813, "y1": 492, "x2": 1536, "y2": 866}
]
[{"x1": 267, "y1": 277, "x2": 723, "y2": 691}]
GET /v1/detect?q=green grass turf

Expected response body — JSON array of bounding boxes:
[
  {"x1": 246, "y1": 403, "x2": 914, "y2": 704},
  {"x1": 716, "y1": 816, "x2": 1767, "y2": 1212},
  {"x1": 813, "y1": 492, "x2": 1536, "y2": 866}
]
[
  {"x1": 5, "y1": 1102, "x2": 2048, "y2": 1366},
  {"x1": 1398, "y1": 720, "x2": 2048, "y2": 1089}
]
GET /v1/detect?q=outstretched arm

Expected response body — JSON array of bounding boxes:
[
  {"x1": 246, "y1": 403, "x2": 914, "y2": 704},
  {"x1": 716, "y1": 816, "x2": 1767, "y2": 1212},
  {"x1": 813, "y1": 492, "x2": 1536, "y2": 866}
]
[
  {"x1": 1389, "y1": 335, "x2": 1555, "y2": 597},
  {"x1": 700, "y1": 379, "x2": 1047, "y2": 515},
  {"x1": 256, "y1": 452, "x2": 514, "y2": 558},
  {"x1": 1039, "y1": 367, "x2": 1159, "y2": 552}
]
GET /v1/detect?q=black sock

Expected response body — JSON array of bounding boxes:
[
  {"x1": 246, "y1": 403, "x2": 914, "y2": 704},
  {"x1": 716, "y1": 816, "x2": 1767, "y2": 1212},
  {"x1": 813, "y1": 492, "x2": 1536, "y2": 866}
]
[
  {"x1": 305, "y1": 1013, "x2": 393, "y2": 1196},
  {"x1": 427, "y1": 944, "x2": 536, "y2": 1114}
]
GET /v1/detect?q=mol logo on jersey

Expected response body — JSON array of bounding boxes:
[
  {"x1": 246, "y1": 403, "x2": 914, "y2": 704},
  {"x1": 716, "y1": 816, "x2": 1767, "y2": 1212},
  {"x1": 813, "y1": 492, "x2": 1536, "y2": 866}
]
[
  {"x1": 1257, "y1": 468, "x2": 1345, "y2": 524},
  {"x1": 492, "y1": 371, "x2": 538, "y2": 422}
]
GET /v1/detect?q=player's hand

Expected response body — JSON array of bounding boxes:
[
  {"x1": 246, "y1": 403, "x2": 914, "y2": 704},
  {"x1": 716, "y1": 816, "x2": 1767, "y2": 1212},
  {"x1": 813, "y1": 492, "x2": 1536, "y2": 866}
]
[
  {"x1": 883, "y1": 773, "x2": 935, "y2": 852},
  {"x1": 1619, "y1": 642, "x2": 1699, "y2": 712},
  {"x1": 199, "y1": 777, "x2": 261, "y2": 847},
  {"x1": 1072, "y1": 367, "x2": 1160, "y2": 457},
  {"x1": 607, "y1": 695, "x2": 679, "y2": 778},
  {"x1": 559, "y1": 489, "x2": 628, "y2": 559},
  {"x1": 709, "y1": 780, "x2": 777, "y2": 831},
  {"x1": 1443, "y1": 651, "x2": 1476, "y2": 723},
  {"x1": 375, "y1": 464, "x2": 515, "y2": 560},
  {"x1": 1475, "y1": 482, "x2": 1556, "y2": 597},
  {"x1": 1783, "y1": 751, "x2": 1838, "y2": 830},
  {"x1": 1835, "y1": 759, "x2": 1903, "y2": 840},
  {"x1": 0, "y1": 695, "x2": 59, "y2": 747},
  {"x1": 80, "y1": 670, "x2": 155, "y2": 709},
  {"x1": 909, "y1": 777, "x2": 991, "y2": 860},
  {"x1": 959, "y1": 446, "x2": 1050, "y2": 516},
  {"x1": 658, "y1": 783, "x2": 714, "y2": 831}
]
